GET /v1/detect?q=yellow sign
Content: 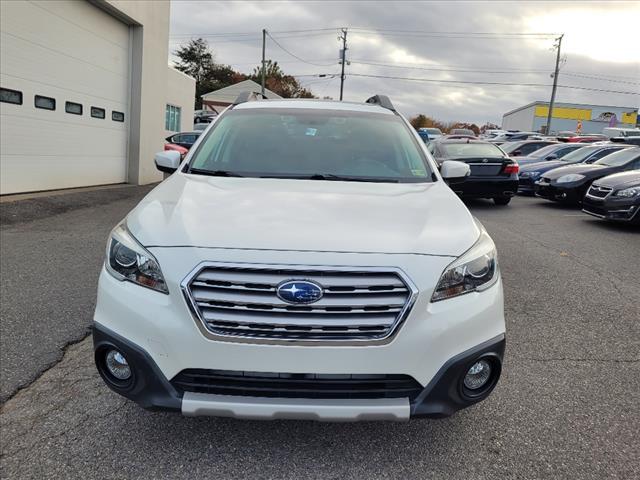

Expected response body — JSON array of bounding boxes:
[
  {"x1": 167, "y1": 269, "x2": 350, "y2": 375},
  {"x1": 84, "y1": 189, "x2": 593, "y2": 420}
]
[{"x1": 534, "y1": 106, "x2": 591, "y2": 120}]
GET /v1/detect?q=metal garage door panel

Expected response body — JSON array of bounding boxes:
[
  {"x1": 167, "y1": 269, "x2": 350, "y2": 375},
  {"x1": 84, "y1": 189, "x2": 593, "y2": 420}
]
[{"x1": 0, "y1": 0, "x2": 129, "y2": 194}]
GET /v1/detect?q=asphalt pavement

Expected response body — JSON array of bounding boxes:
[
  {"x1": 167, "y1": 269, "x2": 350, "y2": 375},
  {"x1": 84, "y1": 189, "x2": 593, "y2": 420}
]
[{"x1": 1, "y1": 190, "x2": 639, "y2": 479}]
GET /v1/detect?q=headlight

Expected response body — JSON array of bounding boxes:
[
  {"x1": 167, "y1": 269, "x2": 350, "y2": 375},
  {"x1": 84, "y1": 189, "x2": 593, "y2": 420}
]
[
  {"x1": 613, "y1": 186, "x2": 640, "y2": 198},
  {"x1": 520, "y1": 171, "x2": 540, "y2": 178},
  {"x1": 105, "y1": 223, "x2": 168, "y2": 294},
  {"x1": 556, "y1": 174, "x2": 585, "y2": 183},
  {"x1": 431, "y1": 228, "x2": 499, "y2": 302}
]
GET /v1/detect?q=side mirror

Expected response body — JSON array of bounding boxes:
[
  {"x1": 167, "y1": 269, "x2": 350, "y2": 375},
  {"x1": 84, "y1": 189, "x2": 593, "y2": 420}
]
[
  {"x1": 440, "y1": 160, "x2": 471, "y2": 183},
  {"x1": 545, "y1": 154, "x2": 558, "y2": 160},
  {"x1": 154, "y1": 151, "x2": 181, "y2": 174},
  {"x1": 512, "y1": 150, "x2": 522, "y2": 156}
]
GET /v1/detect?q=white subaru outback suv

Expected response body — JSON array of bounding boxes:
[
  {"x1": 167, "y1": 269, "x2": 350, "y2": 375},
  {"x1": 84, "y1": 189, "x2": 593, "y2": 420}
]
[{"x1": 93, "y1": 94, "x2": 505, "y2": 421}]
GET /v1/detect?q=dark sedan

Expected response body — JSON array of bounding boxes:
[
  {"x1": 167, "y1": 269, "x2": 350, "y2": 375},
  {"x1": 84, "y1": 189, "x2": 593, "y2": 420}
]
[
  {"x1": 534, "y1": 147, "x2": 640, "y2": 205},
  {"x1": 514, "y1": 143, "x2": 585, "y2": 167},
  {"x1": 165, "y1": 131, "x2": 202, "y2": 150},
  {"x1": 428, "y1": 139, "x2": 518, "y2": 205},
  {"x1": 501, "y1": 140, "x2": 558, "y2": 159},
  {"x1": 582, "y1": 171, "x2": 640, "y2": 225},
  {"x1": 519, "y1": 144, "x2": 633, "y2": 194}
]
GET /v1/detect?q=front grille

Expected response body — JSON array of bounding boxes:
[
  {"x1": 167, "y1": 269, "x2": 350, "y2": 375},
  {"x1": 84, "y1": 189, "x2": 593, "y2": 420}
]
[
  {"x1": 587, "y1": 184, "x2": 613, "y2": 198},
  {"x1": 171, "y1": 369, "x2": 423, "y2": 400},
  {"x1": 184, "y1": 265, "x2": 414, "y2": 341}
]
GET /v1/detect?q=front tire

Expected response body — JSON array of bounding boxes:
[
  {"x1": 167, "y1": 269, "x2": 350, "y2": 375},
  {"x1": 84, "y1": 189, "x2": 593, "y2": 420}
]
[{"x1": 493, "y1": 196, "x2": 511, "y2": 206}]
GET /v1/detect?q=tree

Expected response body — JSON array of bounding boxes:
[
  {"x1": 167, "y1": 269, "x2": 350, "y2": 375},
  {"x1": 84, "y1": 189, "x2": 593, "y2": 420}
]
[
  {"x1": 174, "y1": 38, "x2": 240, "y2": 109},
  {"x1": 409, "y1": 114, "x2": 447, "y2": 132},
  {"x1": 249, "y1": 60, "x2": 315, "y2": 98}
]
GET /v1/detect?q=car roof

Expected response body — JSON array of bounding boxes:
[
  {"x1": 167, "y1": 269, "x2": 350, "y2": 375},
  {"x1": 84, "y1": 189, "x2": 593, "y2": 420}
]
[
  {"x1": 436, "y1": 138, "x2": 494, "y2": 144},
  {"x1": 233, "y1": 98, "x2": 395, "y2": 114}
]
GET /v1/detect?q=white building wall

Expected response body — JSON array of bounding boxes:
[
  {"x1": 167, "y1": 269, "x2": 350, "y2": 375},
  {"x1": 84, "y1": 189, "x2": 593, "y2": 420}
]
[
  {"x1": 0, "y1": 0, "x2": 195, "y2": 194},
  {"x1": 502, "y1": 105, "x2": 535, "y2": 131},
  {"x1": 166, "y1": 68, "x2": 196, "y2": 137}
]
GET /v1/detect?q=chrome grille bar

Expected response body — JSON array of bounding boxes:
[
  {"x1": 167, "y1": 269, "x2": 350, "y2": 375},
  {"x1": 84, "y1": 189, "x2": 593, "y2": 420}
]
[{"x1": 182, "y1": 263, "x2": 417, "y2": 344}]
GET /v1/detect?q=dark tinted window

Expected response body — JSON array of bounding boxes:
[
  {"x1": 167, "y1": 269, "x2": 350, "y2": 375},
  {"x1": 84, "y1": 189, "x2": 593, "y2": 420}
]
[
  {"x1": 65, "y1": 101, "x2": 82, "y2": 115},
  {"x1": 91, "y1": 107, "x2": 105, "y2": 119},
  {"x1": 595, "y1": 148, "x2": 640, "y2": 167},
  {"x1": 588, "y1": 148, "x2": 619, "y2": 162},
  {"x1": 35, "y1": 95, "x2": 55, "y2": 110},
  {"x1": 440, "y1": 143, "x2": 505, "y2": 158},
  {"x1": 112, "y1": 111, "x2": 125, "y2": 122},
  {"x1": 0, "y1": 88, "x2": 22, "y2": 105}
]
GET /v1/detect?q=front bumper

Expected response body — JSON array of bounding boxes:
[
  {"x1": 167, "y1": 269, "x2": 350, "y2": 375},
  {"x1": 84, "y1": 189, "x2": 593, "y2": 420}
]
[
  {"x1": 534, "y1": 180, "x2": 585, "y2": 204},
  {"x1": 93, "y1": 248, "x2": 505, "y2": 420},
  {"x1": 518, "y1": 176, "x2": 539, "y2": 194},
  {"x1": 582, "y1": 195, "x2": 640, "y2": 224},
  {"x1": 93, "y1": 323, "x2": 505, "y2": 420}
]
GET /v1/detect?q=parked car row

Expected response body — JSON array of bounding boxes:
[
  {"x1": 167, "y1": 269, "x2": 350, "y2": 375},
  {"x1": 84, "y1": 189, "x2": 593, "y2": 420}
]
[
  {"x1": 534, "y1": 147, "x2": 640, "y2": 209},
  {"x1": 425, "y1": 133, "x2": 640, "y2": 223}
]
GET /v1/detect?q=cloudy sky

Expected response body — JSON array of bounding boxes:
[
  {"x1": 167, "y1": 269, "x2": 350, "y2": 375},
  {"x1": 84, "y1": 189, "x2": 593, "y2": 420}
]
[{"x1": 169, "y1": 1, "x2": 639, "y2": 125}]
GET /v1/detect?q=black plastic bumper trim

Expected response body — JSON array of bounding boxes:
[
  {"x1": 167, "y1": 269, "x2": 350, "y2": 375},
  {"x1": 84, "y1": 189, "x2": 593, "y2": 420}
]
[
  {"x1": 410, "y1": 333, "x2": 505, "y2": 418},
  {"x1": 93, "y1": 323, "x2": 504, "y2": 418},
  {"x1": 92, "y1": 323, "x2": 182, "y2": 411}
]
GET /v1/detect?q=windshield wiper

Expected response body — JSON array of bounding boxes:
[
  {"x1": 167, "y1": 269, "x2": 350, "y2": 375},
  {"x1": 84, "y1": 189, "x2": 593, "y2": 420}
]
[
  {"x1": 261, "y1": 173, "x2": 399, "y2": 183},
  {"x1": 188, "y1": 168, "x2": 244, "y2": 177}
]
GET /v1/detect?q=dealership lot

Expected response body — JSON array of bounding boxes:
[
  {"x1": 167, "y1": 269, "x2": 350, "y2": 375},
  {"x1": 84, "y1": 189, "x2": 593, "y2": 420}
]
[{"x1": 1, "y1": 188, "x2": 639, "y2": 479}]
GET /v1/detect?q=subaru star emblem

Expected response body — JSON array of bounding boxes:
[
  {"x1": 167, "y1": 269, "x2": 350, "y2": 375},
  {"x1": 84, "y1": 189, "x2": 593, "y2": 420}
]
[{"x1": 277, "y1": 280, "x2": 324, "y2": 304}]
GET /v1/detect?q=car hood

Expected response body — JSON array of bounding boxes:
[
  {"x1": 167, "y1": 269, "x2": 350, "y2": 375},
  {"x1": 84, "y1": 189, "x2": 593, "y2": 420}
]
[
  {"x1": 593, "y1": 171, "x2": 640, "y2": 188},
  {"x1": 521, "y1": 160, "x2": 564, "y2": 171},
  {"x1": 126, "y1": 174, "x2": 479, "y2": 257},
  {"x1": 543, "y1": 163, "x2": 611, "y2": 180}
]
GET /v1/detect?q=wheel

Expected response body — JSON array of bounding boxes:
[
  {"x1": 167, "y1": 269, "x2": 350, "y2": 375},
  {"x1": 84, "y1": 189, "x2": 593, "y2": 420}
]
[{"x1": 493, "y1": 196, "x2": 511, "y2": 206}]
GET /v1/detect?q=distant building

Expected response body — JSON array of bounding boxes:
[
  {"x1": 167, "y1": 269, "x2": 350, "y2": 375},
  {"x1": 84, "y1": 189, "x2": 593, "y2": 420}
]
[
  {"x1": 201, "y1": 79, "x2": 282, "y2": 113},
  {"x1": 502, "y1": 101, "x2": 638, "y2": 134}
]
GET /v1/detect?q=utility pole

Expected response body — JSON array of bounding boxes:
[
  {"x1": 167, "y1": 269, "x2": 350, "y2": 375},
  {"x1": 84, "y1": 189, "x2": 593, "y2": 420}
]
[
  {"x1": 339, "y1": 28, "x2": 348, "y2": 101},
  {"x1": 261, "y1": 29, "x2": 266, "y2": 96},
  {"x1": 545, "y1": 34, "x2": 564, "y2": 135}
]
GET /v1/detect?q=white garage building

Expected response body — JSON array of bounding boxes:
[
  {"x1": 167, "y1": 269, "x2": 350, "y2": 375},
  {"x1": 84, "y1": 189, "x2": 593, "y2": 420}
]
[{"x1": 0, "y1": 0, "x2": 195, "y2": 195}]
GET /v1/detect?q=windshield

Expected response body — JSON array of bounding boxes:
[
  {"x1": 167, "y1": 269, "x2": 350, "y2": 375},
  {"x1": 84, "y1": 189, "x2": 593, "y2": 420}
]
[
  {"x1": 500, "y1": 142, "x2": 525, "y2": 154},
  {"x1": 425, "y1": 128, "x2": 442, "y2": 135},
  {"x1": 559, "y1": 146, "x2": 599, "y2": 163},
  {"x1": 440, "y1": 142, "x2": 505, "y2": 158},
  {"x1": 527, "y1": 144, "x2": 560, "y2": 158},
  {"x1": 594, "y1": 147, "x2": 639, "y2": 166},
  {"x1": 188, "y1": 109, "x2": 433, "y2": 183}
]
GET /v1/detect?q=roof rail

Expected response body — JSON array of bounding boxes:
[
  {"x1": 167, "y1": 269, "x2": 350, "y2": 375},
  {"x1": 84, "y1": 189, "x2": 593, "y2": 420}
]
[
  {"x1": 233, "y1": 91, "x2": 268, "y2": 105},
  {"x1": 365, "y1": 95, "x2": 396, "y2": 112}
]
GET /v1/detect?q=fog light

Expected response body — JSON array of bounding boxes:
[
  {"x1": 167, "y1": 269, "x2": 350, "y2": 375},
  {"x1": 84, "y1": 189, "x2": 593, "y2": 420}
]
[
  {"x1": 105, "y1": 349, "x2": 131, "y2": 380},
  {"x1": 464, "y1": 360, "x2": 491, "y2": 390}
]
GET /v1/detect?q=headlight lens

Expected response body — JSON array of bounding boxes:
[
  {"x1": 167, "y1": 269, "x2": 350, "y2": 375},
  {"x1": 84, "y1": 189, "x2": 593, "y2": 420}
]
[
  {"x1": 520, "y1": 171, "x2": 540, "y2": 178},
  {"x1": 556, "y1": 174, "x2": 585, "y2": 183},
  {"x1": 431, "y1": 228, "x2": 499, "y2": 302},
  {"x1": 106, "y1": 224, "x2": 168, "y2": 294},
  {"x1": 613, "y1": 186, "x2": 640, "y2": 198}
]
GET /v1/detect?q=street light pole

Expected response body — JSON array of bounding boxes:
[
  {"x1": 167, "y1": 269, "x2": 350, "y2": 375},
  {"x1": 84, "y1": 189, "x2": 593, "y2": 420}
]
[{"x1": 545, "y1": 34, "x2": 564, "y2": 135}]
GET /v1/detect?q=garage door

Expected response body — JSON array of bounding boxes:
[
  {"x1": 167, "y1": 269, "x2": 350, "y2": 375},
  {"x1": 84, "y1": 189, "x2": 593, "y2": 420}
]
[{"x1": 0, "y1": 0, "x2": 129, "y2": 194}]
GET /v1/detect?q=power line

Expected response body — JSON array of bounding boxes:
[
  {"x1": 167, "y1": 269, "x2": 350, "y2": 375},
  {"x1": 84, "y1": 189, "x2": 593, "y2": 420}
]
[
  {"x1": 265, "y1": 31, "x2": 336, "y2": 67},
  {"x1": 561, "y1": 72, "x2": 640, "y2": 86},
  {"x1": 346, "y1": 72, "x2": 640, "y2": 95},
  {"x1": 350, "y1": 60, "x2": 551, "y2": 75},
  {"x1": 349, "y1": 27, "x2": 560, "y2": 36}
]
